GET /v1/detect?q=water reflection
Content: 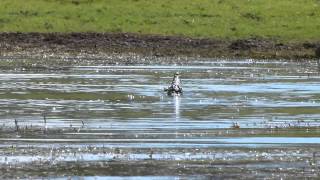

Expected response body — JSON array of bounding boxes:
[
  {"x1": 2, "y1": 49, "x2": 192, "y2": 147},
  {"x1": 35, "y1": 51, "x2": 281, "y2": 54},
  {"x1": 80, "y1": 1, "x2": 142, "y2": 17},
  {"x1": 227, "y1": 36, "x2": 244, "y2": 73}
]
[
  {"x1": 174, "y1": 96, "x2": 181, "y2": 120},
  {"x1": 1, "y1": 60, "x2": 320, "y2": 179}
]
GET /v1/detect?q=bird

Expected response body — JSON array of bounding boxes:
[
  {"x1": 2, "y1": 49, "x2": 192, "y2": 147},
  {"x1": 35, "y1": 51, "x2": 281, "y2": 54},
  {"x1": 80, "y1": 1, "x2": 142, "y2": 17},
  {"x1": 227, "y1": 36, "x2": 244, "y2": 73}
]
[{"x1": 164, "y1": 72, "x2": 183, "y2": 96}]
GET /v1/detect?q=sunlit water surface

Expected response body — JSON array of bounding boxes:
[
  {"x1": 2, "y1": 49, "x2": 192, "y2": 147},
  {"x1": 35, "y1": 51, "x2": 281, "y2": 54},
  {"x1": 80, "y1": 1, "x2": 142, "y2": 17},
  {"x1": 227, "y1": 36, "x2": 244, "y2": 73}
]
[{"x1": 0, "y1": 59, "x2": 320, "y2": 179}]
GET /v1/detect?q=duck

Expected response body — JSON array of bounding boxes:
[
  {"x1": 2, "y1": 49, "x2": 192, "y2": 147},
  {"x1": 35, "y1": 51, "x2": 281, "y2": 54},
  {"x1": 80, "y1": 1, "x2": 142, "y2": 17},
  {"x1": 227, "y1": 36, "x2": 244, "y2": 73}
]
[{"x1": 164, "y1": 72, "x2": 183, "y2": 96}]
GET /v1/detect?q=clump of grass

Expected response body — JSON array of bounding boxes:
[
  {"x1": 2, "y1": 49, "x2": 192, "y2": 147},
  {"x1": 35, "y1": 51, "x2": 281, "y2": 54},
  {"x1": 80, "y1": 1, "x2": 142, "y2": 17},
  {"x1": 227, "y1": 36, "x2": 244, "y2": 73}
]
[{"x1": 0, "y1": 0, "x2": 319, "y2": 41}]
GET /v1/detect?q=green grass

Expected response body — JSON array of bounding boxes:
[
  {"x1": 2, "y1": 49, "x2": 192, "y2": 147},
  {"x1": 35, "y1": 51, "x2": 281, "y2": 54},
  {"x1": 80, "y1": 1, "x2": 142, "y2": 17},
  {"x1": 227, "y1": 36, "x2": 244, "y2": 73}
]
[{"x1": 0, "y1": 0, "x2": 320, "y2": 41}]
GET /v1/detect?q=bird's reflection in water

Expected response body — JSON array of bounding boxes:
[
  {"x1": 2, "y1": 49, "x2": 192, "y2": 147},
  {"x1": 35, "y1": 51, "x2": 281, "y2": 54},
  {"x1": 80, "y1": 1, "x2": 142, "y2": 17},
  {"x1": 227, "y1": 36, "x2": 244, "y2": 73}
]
[
  {"x1": 174, "y1": 95, "x2": 181, "y2": 138},
  {"x1": 174, "y1": 95, "x2": 181, "y2": 120}
]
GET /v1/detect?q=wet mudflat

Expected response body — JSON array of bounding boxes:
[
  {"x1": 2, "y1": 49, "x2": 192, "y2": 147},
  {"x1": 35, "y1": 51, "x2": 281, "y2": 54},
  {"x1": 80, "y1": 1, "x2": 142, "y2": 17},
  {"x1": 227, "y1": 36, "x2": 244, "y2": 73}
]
[{"x1": 0, "y1": 59, "x2": 320, "y2": 179}]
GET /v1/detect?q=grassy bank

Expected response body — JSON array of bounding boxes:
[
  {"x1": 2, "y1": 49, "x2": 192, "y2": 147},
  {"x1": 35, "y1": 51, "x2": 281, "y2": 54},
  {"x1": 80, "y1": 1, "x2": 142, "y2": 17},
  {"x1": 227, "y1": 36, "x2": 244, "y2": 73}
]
[{"x1": 0, "y1": 0, "x2": 319, "y2": 41}]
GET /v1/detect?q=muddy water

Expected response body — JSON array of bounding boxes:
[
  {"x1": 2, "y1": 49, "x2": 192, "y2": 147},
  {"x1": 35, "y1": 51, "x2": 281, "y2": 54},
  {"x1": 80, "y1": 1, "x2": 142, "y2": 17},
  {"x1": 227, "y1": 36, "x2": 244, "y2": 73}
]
[{"x1": 0, "y1": 59, "x2": 320, "y2": 179}]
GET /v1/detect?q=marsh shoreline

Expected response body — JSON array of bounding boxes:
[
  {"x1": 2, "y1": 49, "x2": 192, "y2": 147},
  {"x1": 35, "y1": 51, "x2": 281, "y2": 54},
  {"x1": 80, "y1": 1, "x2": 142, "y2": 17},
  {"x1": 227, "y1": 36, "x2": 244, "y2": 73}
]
[{"x1": 0, "y1": 32, "x2": 319, "y2": 66}]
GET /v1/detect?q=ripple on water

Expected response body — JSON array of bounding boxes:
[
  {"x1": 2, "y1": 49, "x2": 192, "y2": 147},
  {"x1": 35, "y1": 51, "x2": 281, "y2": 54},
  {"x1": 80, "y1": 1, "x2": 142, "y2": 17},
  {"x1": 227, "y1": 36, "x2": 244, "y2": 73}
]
[{"x1": 0, "y1": 60, "x2": 320, "y2": 178}]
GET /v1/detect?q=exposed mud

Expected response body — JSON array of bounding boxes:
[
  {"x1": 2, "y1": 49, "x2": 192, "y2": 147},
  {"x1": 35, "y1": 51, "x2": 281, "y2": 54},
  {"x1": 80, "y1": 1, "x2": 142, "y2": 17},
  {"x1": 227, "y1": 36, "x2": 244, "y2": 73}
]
[
  {"x1": 1, "y1": 34, "x2": 320, "y2": 179},
  {"x1": 0, "y1": 33, "x2": 319, "y2": 65}
]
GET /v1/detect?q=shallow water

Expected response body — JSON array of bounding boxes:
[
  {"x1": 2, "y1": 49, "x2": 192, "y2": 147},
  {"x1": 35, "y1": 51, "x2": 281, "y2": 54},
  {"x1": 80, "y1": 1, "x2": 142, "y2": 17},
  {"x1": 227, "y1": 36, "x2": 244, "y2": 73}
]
[{"x1": 1, "y1": 59, "x2": 320, "y2": 179}]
